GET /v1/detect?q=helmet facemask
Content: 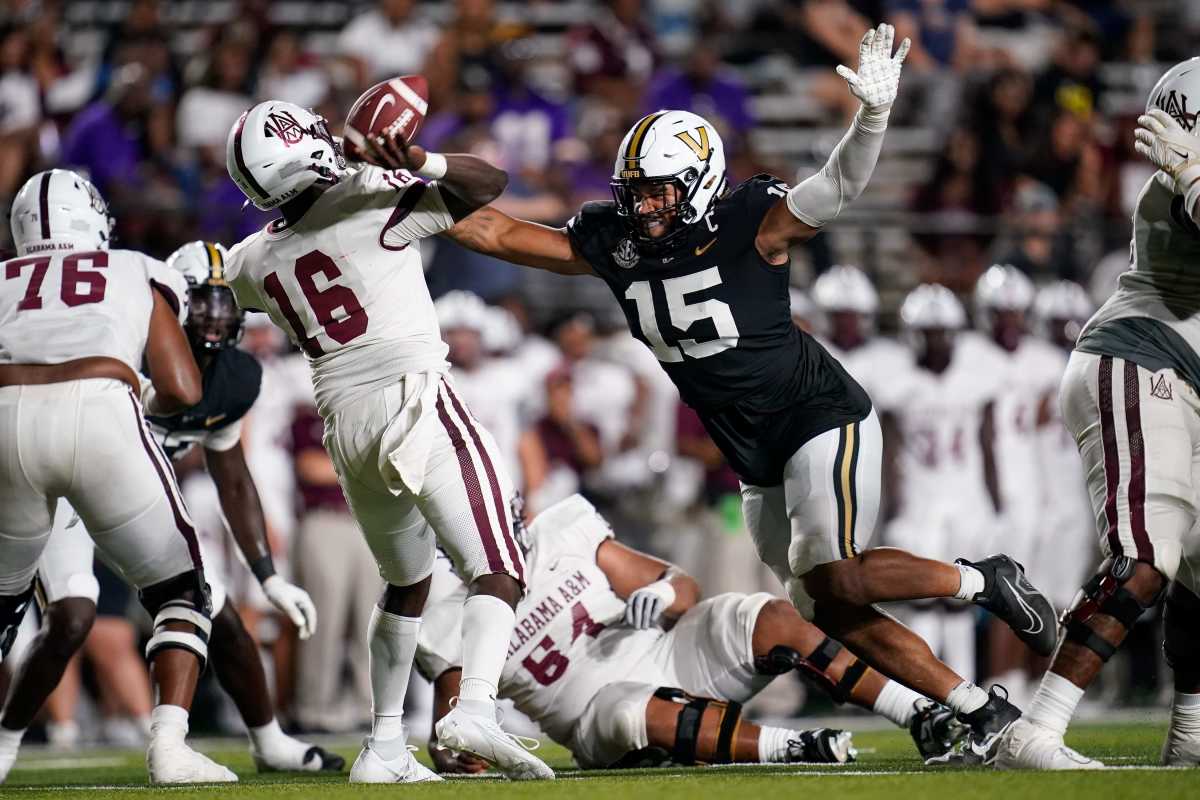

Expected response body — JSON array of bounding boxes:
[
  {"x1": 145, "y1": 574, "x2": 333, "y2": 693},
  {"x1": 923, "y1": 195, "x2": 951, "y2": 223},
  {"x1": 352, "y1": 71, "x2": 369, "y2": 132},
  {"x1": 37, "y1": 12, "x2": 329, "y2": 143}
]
[{"x1": 186, "y1": 283, "x2": 244, "y2": 354}]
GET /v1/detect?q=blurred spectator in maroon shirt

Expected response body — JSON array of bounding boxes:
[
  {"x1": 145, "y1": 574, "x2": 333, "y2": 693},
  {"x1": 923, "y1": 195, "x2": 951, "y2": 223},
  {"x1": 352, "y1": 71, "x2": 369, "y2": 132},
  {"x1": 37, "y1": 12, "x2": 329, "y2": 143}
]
[
  {"x1": 536, "y1": 367, "x2": 604, "y2": 476},
  {"x1": 676, "y1": 404, "x2": 739, "y2": 506},
  {"x1": 289, "y1": 408, "x2": 379, "y2": 733},
  {"x1": 567, "y1": 0, "x2": 658, "y2": 110}
]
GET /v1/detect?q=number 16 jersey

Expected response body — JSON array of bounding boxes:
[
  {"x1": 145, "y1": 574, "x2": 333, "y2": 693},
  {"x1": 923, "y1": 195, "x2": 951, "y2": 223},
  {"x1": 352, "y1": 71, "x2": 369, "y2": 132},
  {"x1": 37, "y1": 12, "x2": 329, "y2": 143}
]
[
  {"x1": 224, "y1": 165, "x2": 456, "y2": 417},
  {"x1": 567, "y1": 175, "x2": 870, "y2": 486}
]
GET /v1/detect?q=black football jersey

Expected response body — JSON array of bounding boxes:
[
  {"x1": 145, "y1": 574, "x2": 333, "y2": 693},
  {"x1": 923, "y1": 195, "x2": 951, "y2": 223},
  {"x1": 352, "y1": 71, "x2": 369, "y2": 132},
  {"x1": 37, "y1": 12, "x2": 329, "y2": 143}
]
[
  {"x1": 146, "y1": 347, "x2": 263, "y2": 460},
  {"x1": 567, "y1": 174, "x2": 871, "y2": 486}
]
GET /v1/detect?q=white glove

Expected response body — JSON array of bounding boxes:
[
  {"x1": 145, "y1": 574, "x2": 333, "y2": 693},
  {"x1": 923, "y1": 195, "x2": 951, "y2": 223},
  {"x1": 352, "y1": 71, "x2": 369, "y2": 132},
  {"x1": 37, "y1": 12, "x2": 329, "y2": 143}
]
[
  {"x1": 1135, "y1": 109, "x2": 1200, "y2": 210},
  {"x1": 262, "y1": 575, "x2": 318, "y2": 640},
  {"x1": 836, "y1": 23, "x2": 911, "y2": 117},
  {"x1": 624, "y1": 580, "x2": 676, "y2": 630}
]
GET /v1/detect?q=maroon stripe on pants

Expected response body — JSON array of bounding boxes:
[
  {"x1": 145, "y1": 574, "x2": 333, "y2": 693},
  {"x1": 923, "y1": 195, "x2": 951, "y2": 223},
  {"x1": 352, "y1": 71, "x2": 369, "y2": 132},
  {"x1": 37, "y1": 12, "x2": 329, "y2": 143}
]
[
  {"x1": 435, "y1": 390, "x2": 505, "y2": 575},
  {"x1": 1097, "y1": 356, "x2": 1122, "y2": 557},
  {"x1": 443, "y1": 379, "x2": 524, "y2": 583},
  {"x1": 126, "y1": 394, "x2": 202, "y2": 569},
  {"x1": 1122, "y1": 361, "x2": 1153, "y2": 563}
]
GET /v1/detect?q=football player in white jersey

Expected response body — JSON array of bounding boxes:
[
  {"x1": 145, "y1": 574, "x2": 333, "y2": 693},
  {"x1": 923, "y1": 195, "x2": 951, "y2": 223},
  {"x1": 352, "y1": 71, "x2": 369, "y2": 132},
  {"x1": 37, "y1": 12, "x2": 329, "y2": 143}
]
[
  {"x1": 0, "y1": 240, "x2": 341, "y2": 778},
  {"x1": 812, "y1": 264, "x2": 907, "y2": 399},
  {"x1": 997, "y1": 59, "x2": 1200, "y2": 770},
  {"x1": 416, "y1": 494, "x2": 970, "y2": 771},
  {"x1": 0, "y1": 170, "x2": 234, "y2": 783},
  {"x1": 973, "y1": 265, "x2": 1070, "y2": 705},
  {"x1": 222, "y1": 101, "x2": 551, "y2": 782},
  {"x1": 875, "y1": 285, "x2": 1005, "y2": 686}
]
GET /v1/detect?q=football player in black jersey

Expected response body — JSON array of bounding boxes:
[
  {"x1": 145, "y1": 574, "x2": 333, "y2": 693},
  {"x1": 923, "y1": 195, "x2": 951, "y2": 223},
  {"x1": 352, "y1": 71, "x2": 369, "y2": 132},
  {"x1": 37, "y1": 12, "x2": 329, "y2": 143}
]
[
  {"x1": 0, "y1": 242, "x2": 342, "y2": 773},
  {"x1": 375, "y1": 24, "x2": 1065, "y2": 763}
]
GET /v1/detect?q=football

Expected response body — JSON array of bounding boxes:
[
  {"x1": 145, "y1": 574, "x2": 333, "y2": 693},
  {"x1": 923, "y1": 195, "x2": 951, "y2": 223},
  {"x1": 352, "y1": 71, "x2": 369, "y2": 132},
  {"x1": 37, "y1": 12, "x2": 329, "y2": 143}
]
[{"x1": 342, "y1": 74, "x2": 429, "y2": 162}]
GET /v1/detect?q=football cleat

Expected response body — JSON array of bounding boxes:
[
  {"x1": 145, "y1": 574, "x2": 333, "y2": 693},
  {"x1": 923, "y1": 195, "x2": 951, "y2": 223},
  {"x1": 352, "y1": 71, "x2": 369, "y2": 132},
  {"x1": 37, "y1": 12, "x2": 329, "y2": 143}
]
[
  {"x1": 349, "y1": 738, "x2": 442, "y2": 783},
  {"x1": 785, "y1": 729, "x2": 856, "y2": 764},
  {"x1": 910, "y1": 698, "x2": 969, "y2": 760},
  {"x1": 995, "y1": 718, "x2": 1104, "y2": 770},
  {"x1": 955, "y1": 685, "x2": 1022, "y2": 765},
  {"x1": 254, "y1": 741, "x2": 346, "y2": 773},
  {"x1": 957, "y1": 555, "x2": 1059, "y2": 657},
  {"x1": 435, "y1": 706, "x2": 554, "y2": 780},
  {"x1": 1161, "y1": 723, "x2": 1200, "y2": 766},
  {"x1": 147, "y1": 740, "x2": 238, "y2": 784}
]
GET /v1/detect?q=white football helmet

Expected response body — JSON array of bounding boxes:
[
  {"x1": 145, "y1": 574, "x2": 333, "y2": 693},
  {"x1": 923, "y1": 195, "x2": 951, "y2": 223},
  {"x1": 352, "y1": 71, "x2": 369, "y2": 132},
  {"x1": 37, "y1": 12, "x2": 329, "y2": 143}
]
[
  {"x1": 611, "y1": 109, "x2": 727, "y2": 247},
  {"x1": 900, "y1": 284, "x2": 966, "y2": 330},
  {"x1": 226, "y1": 101, "x2": 347, "y2": 210},
  {"x1": 435, "y1": 290, "x2": 489, "y2": 333},
  {"x1": 1034, "y1": 280, "x2": 1092, "y2": 324},
  {"x1": 1147, "y1": 57, "x2": 1200, "y2": 133},
  {"x1": 10, "y1": 169, "x2": 113, "y2": 255},
  {"x1": 974, "y1": 264, "x2": 1035, "y2": 313},
  {"x1": 167, "y1": 240, "x2": 230, "y2": 289},
  {"x1": 813, "y1": 265, "x2": 879, "y2": 314},
  {"x1": 482, "y1": 306, "x2": 522, "y2": 354}
]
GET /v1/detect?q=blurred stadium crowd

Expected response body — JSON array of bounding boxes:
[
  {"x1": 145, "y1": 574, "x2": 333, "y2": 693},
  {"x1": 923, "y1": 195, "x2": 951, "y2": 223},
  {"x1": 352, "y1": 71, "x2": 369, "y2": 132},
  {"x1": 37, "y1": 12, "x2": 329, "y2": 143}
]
[{"x1": 0, "y1": 0, "x2": 1194, "y2": 745}]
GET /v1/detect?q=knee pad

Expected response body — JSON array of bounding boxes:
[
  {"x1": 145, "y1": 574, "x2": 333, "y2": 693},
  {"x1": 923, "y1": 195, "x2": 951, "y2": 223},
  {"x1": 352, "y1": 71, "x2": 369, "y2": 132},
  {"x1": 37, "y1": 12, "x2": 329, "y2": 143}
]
[
  {"x1": 1163, "y1": 583, "x2": 1200, "y2": 672},
  {"x1": 1063, "y1": 557, "x2": 1163, "y2": 662},
  {"x1": 754, "y1": 641, "x2": 868, "y2": 704},
  {"x1": 140, "y1": 571, "x2": 212, "y2": 669},
  {"x1": 0, "y1": 581, "x2": 35, "y2": 661},
  {"x1": 650, "y1": 687, "x2": 744, "y2": 765}
]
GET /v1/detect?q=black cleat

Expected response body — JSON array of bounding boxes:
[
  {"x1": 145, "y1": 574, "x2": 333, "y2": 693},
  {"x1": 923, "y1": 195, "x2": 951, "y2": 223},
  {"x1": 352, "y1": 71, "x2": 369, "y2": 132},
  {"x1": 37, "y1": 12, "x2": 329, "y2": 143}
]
[
  {"x1": 957, "y1": 554, "x2": 1058, "y2": 656},
  {"x1": 910, "y1": 698, "x2": 969, "y2": 761},
  {"x1": 305, "y1": 745, "x2": 346, "y2": 772},
  {"x1": 956, "y1": 685, "x2": 1022, "y2": 765},
  {"x1": 785, "y1": 729, "x2": 856, "y2": 764}
]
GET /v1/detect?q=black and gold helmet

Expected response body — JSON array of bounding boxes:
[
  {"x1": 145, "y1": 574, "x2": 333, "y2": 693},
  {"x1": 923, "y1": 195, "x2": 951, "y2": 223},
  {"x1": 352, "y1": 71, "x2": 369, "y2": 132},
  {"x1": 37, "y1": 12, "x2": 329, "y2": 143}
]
[{"x1": 165, "y1": 241, "x2": 244, "y2": 353}]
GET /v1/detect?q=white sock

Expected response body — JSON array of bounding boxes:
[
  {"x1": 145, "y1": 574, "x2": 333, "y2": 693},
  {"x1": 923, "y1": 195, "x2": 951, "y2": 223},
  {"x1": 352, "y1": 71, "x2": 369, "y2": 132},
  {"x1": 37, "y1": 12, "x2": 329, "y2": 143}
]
[
  {"x1": 458, "y1": 594, "x2": 516, "y2": 717},
  {"x1": 368, "y1": 607, "x2": 421, "y2": 743},
  {"x1": 149, "y1": 704, "x2": 188, "y2": 745},
  {"x1": 873, "y1": 680, "x2": 924, "y2": 728},
  {"x1": 953, "y1": 565, "x2": 985, "y2": 600},
  {"x1": 1170, "y1": 691, "x2": 1200, "y2": 737},
  {"x1": 248, "y1": 718, "x2": 288, "y2": 754},
  {"x1": 944, "y1": 680, "x2": 989, "y2": 715},
  {"x1": 757, "y1": 725, "x2": 795, "y2": 763},
  {"x1": 1026, "y1": 671, "x2": 1084, "y2": 737},
  {"x1": 0, "y1": 725, "x2": 25, "y2": 753}
]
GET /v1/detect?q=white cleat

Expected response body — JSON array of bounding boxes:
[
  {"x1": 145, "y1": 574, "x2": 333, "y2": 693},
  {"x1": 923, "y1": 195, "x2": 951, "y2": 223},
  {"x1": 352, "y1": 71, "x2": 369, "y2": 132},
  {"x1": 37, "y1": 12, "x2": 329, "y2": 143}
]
[
  {"x1": 994, "y1": 719, "x2": 1104, "y2": 771},
  {"x1": 435, "y1": 706, "x2": 554, "y2": 780},
  {"x1": 1161, "y1": 726, "x2": 1200, "y2": 766},
  {"x1": 0, "y1": 749, "x2": 17, "y2": 784},
  {"x1": 147, "y1": 740, "x2": 238, "y2": 784},
  {"x1": 349, "y1": 738, "x2": 442, "y2": 783}
]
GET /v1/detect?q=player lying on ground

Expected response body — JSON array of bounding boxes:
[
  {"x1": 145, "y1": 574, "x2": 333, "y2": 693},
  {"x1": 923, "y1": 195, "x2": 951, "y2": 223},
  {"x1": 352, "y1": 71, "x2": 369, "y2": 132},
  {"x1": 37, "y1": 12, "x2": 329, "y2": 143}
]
[
  {"x1": 374, "y1": 25, "x2": 1057, "y2": 763},
  {"x1": 0, "y1": 240, "x2": 342, "y2": 778},
  {"x1": 995, "y1": 57, "x2": 1200, "y2": 771},
  {"x1": 223, "y1": 101, "x2": 550, "y2": 781},
  {"x1": 417, "y1": 494, "x2": 968, "y2": 771},
  {"x1": 0, "y1": 170, "x2": 232, "y2": 783}
]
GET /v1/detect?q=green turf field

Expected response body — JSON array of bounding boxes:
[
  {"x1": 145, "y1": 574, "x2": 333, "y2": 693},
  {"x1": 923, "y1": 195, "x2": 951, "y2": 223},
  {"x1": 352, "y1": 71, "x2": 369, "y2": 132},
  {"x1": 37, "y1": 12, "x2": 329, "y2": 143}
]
[{"x1": 3, "y1": 721, "x2": 1195, "y2": 799}]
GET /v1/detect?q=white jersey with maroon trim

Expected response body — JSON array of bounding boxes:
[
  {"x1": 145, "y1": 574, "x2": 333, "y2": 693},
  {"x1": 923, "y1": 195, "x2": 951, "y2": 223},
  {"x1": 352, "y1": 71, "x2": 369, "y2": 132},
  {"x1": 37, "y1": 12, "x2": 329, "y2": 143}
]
[
  {"x1": 833, "y1": 336, "x2": 909, "y2": 402},
  {"x1": 416, "y1": 494, "x2": 666, "y2": 745},
  {"x1": 0, "y1": 248, "x2": 162, "y2": 373},
  {"x1": 224, "y1": 165, "x2": 456, "y2": 417}
]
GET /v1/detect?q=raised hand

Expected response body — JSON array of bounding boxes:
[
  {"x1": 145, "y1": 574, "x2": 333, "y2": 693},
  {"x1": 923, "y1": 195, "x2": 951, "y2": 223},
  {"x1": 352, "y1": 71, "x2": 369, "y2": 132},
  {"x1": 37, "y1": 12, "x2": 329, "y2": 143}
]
[
  {"x1": 1135, "y1": 108, "x2": 1200, "y2": 188},
  {"x1": 836, "y1": 23, "x2": 911, "y2": 113}
]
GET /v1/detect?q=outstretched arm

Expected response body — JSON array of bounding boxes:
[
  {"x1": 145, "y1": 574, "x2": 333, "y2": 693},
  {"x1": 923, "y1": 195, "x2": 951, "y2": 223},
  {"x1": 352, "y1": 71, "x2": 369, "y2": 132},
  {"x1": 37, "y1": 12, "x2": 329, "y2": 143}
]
[
  {"x1": 756, "y1": 23, "x2": 910, "y2": 264},
  {"x1": 363, "y1": 136, "x2": 507, "y2": 220},
  {"x1": 443, "y1": 205, "x2": 595, "y2": 276}
]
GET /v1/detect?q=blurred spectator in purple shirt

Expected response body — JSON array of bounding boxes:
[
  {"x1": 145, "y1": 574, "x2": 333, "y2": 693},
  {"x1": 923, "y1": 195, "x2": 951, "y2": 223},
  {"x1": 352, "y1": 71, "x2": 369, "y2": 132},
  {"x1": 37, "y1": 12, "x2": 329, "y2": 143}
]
[{"x1": 60, "y1": 63, "x2": 157, "y2": 196}]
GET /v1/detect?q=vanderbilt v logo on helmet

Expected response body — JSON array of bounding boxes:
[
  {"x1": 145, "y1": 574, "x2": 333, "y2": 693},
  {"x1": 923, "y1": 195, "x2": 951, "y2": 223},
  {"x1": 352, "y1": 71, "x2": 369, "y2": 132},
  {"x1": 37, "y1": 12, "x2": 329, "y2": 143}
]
[
  {"x1": 611, "y1": 109, "x2": 727, "y2": 250},
  {"x1": 167, "y1": 240, "x2": 244, "y2": 352}
]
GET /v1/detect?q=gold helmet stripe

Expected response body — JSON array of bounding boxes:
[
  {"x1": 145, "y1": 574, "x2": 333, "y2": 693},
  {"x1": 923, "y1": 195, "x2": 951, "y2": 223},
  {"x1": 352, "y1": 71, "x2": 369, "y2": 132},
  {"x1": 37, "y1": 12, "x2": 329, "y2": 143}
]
[
  {"x1": 623, "y1": 111, "x2": 666, "y2": 172},
  {"x1": 205, "y1": 242, "x2": 225, "y2": 284}
]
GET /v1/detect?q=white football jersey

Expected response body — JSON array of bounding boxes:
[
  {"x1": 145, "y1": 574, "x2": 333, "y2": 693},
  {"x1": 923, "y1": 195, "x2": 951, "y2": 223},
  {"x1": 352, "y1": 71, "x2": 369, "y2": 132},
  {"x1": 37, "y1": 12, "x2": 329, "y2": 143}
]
[
  {"x1": 989, "y1": 337, "x2": 1066, "y2": 536},
  {"x1": 873, "y1": 333, "x2": 1005, "y2": 527},
  {"x1": 1083, "y1": 175, "x2": 1200, "y2": 350},
  {"x1": 835, "y1": 336, "x2": 909, "y2": 402},
  {"x1": 416, "y1": 495, "x2": 665, "y2": 745},
  {"x1": 0, "y1": 248, "x2": 163, "y2": 373},
  {"x1": 224, "y1": 166, "x2": 456, "y2": 417}
]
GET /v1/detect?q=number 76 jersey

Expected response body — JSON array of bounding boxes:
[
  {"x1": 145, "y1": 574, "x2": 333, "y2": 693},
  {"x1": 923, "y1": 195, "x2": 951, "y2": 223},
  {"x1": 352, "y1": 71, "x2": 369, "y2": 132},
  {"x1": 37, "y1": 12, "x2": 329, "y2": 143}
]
[{"x1": 223, "y1": 165, "x2": 457, "y2": 417}]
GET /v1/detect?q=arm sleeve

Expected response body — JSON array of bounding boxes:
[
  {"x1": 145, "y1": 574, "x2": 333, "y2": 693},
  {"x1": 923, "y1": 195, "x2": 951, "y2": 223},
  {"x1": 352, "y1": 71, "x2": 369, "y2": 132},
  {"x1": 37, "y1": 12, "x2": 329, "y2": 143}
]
[
  {"x1": 379, "y1": 181, "x2": 456, "y2": 249},
  {"x1": 786, "y1": 108, "x2": 888, "y2": 228}
]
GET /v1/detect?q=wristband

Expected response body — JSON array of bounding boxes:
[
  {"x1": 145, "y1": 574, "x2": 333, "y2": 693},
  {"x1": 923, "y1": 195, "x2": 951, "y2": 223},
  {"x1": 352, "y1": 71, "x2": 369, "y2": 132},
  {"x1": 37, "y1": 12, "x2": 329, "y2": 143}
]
[
  {"x1": 417, "y1": 152, "x2": 448, "y2": 180},
  {"x1": 249, "y1": 554, "x2": 277, "y2": 583},
  {"x1": 641, "y1": 579, "x2": 677, "y2": 608}
]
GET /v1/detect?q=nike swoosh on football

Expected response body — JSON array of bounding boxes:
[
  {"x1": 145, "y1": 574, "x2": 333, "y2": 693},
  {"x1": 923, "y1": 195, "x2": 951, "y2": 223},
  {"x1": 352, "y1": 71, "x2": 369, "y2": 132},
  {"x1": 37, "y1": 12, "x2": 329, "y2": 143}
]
[
  {"x1": 1001, "y1": 576, "x2": 1043, "y2": 635},
  {"x1": 205, "y1": 414, "x2": 227, "y2": 426},
  {"x1": 695, "y1": 237, "x2": 717, "y2": 256},
  {"x1": 368, "y1": 94, "x2": 397, "y2": 134}
]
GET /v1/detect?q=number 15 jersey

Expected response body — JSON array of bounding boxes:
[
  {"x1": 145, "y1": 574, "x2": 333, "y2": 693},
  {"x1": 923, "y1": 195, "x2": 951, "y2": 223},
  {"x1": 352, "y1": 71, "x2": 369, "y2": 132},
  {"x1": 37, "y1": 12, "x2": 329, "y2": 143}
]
[
  {"x1": 224, "y1": 165, "x2": 456, "y2": 417},
  {"x1": 567, "y1": 175, "x2": 870, "y2": 486}
]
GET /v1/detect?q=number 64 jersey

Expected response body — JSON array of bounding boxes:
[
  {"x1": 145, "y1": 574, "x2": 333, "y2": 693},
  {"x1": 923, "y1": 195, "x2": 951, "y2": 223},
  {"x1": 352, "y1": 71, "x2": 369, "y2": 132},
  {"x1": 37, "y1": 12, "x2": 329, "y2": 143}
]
[
  {"x1": 223, "y1": 165, "x2": 457, "y2": 418},
  {"x1": 566, "y1": 175, "x2": 871, "y2": 487}
]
